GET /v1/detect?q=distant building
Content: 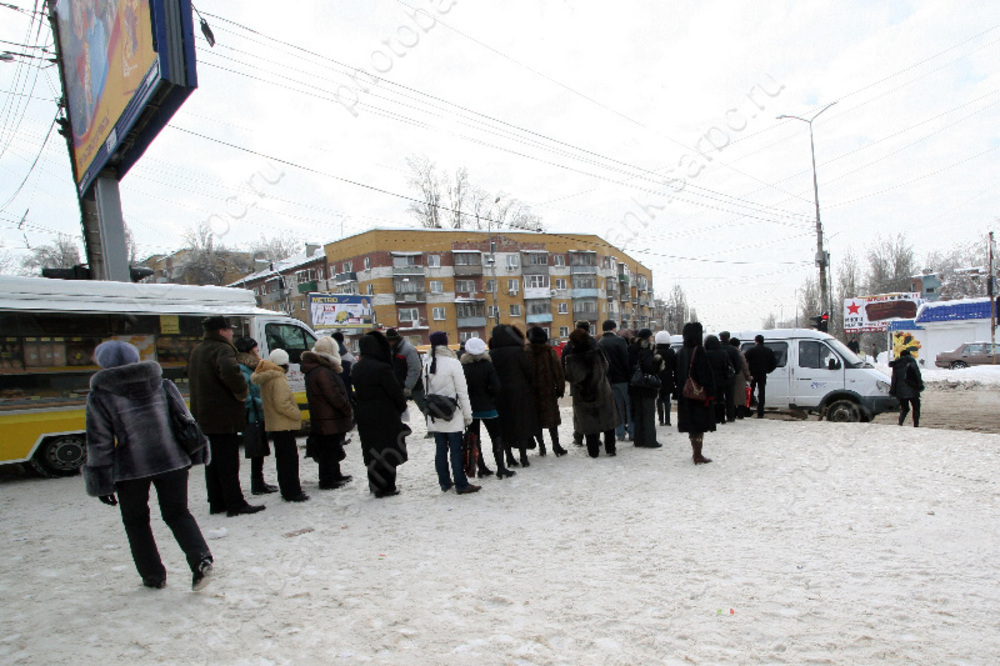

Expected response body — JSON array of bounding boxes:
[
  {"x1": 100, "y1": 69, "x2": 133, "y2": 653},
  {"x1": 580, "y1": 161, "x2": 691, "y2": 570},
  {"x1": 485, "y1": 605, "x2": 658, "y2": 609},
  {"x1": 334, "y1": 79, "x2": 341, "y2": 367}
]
[
  {"x1": 910, "y1": 270, "x2": 942, "y2": 302},
  {"x1": 227, "y1": 244, "x2": 328, "y2": 321},
  {"x1": 142, "y1": 247, "x2": 254, "y2": 286}
]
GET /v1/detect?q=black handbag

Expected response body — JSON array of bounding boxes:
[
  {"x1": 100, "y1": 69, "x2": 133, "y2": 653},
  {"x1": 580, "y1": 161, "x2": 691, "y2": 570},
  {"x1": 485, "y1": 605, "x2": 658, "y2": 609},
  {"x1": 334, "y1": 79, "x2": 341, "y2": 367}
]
[
  {"x1": 162, "y1": 380, "x2": 208, "y2": 455},
  {"x1": 630, "y1": 365, "x2": 662, "y2": 390},
  {"x1": 425, "y1": 393, "x2": 459, "y2": 421}
]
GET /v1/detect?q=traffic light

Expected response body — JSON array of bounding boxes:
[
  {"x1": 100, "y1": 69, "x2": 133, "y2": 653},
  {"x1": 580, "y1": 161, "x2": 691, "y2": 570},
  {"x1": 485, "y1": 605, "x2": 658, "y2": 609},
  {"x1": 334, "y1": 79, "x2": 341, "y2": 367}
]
[{"x1": 809, "y1": 313, "x2": 830, "y2": 332}]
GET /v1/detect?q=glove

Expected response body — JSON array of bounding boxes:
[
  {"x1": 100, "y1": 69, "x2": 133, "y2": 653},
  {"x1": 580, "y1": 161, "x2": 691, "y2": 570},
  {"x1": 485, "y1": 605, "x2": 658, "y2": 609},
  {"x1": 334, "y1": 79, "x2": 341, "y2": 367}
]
[
  {"x1": 403, "y1": 388, "x2": 412, "y2": 398},
  {"x1": 99, "y1": 494, "x2": 118, "y2": 506},
  {"x1": 464, "y1": 417, "x2": 473, "y2": 428}
]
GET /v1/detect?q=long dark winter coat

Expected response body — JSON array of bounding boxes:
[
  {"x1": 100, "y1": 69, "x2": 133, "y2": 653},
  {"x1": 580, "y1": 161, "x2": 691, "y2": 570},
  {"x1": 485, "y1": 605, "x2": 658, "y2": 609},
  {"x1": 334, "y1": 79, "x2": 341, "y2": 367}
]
[
  {"x1": 889, "y1": 354, "x2": 924, "y2": 400},
  {"x1": 704, "y1": 335, "x2": 731, "y2": 391},
  {"x1": 84, "y1": 361, "x2": 209, "y2": 497},
  {"x1": 489, "y1": 325, "x2": 539, "y2": 446},
  {"x1": 598, "y1": 331, "x2": 631, "y2": 384},
  {"x1": 676, "y1": 329, "x2": 717, "y2": 435},
  {"x1": 627, "y1": 338, "x2": 661, "y2": 398},
  {"x1": 352, "y1": 334, "x2": 408, "y2": 466},
  {"x1": 527, "y1": 342, "x2": 565, "y2": 429},
  {"x1": 301, "y1": 351, "x2": 354, "y2": 435},
  {"x1": 655, "y1": 343, "x2": 677, "y2": 396},
  {"x1": 461, "y1": 351, "x2": 502, "y2": 414},
  {"x1": 744, "y1": 342, "x2": 778, "y2": 384},
  {"x1": 187, "y1": 332, "x2": 248, "y2": 434},
  {"x1": 563, "y1": 334, "x2": 621, "y2": 435}
]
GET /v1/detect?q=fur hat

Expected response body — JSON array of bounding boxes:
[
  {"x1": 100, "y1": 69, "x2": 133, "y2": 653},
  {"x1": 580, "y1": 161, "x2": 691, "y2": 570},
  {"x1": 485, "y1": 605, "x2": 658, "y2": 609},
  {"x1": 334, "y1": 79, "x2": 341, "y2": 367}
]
[
  {"x1": 637, "y1": 328, "x2": 653, "y2": 341},
  {"x1": 234, "y1": 337, "x2": 258, "y2": 353},
  {"x1": 269, "y1": 348, "x2": 290, "y2": 366},
  {"x1": 429, "y1": 330, "x2": 449, "y2": 347},
  {"x1": 575, "y1": 320, "x2": 591, "y2": 332},
  {"x1": 94, "y1": 340, "x2": 140, "y2": 368},
  {"x1": 202, "y1": 315, "x2": 234, "y2": 332},
  {"x1": 527, "y1": 326, "x2": 548, "y2": 344},
  {"x1": 313, "y1": 336, "x2": 342, "y2": 364},
  {"x1": 464, "y1": 337, "x2": 487, "y2": 355},
  {"x1": 654, "y1": 331, "x2": 671, "y2": 345}
]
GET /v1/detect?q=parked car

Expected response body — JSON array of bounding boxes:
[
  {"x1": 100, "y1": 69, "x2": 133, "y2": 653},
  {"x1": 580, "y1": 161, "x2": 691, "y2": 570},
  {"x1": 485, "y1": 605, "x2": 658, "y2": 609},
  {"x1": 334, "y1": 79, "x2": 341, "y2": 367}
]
[{"x1": 935, "y1": 342, "x2": 998, "y2": 369}]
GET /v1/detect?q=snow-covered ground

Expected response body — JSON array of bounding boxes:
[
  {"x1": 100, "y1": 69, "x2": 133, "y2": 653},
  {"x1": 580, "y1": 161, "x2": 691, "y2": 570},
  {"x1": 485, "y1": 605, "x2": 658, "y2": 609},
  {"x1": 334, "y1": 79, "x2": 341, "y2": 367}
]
[{"x1": 3, "y1": 402, "x2": 1000, "y2": 664}]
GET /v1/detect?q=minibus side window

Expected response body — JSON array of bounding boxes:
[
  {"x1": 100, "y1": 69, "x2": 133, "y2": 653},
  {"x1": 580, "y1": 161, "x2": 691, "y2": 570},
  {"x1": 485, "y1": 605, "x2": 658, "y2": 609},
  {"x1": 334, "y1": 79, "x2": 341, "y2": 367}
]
[{"x1": 265, "y1": 323, "x2": 316, "y2": 364}]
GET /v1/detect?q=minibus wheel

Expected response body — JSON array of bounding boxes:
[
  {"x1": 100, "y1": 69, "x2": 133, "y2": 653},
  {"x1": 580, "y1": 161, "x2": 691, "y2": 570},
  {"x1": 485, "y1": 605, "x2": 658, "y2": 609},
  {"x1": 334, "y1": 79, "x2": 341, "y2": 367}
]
[
  {"x1": 30, "y1": 435, "x2": 86, "y2": 477},
  {"x1": 825, "y1": 399, "x2": 860, "y2": 423}
]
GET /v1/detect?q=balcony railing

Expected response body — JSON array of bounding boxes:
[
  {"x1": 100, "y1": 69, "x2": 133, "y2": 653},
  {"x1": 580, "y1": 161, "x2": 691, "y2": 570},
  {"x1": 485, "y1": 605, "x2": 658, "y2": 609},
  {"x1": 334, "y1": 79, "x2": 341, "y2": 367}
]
[
  {"x1": 526, "y1": 312, "x2": 553, "y2": 324},
  {"x1": 457, "y1": 316, "x2": 488, "y2": 328},
  {"x1": 297, "y1": 281, "x2": 318, "y2": 294},
  {"x1": 334, "y1": 271, "x2": 357, "y2": 283},
  {"x1": 260, "y1": 289, "x2": 289, "y2": 303},
  {"x1": 393, "y1": 265, "x2": 425, "y2": 276},
  {"x1": 570, "y1": 264, "x2": 598, "y2": 274},
  {"x1": 395, "y1": 292, "x2": 426, "y2": 303}
]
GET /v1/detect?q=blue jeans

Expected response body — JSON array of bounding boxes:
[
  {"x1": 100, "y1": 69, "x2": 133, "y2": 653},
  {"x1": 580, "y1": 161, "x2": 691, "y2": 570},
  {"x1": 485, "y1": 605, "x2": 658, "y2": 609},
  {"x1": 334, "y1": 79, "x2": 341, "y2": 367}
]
[
  {"x1": 434, "y1": 431, "x2": 470, "y2": 491},
  {"x1": 611, "y1": 382, "x2": 631, "y2": 439}
]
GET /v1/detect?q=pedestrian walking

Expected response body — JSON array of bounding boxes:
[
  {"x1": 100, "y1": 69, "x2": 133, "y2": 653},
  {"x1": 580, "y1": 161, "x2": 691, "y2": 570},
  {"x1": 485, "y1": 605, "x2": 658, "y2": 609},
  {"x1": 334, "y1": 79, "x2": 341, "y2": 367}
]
[
  {"x1": 234, "y1": 337, "x2": 277, "y2": 496},
  {"x1": 744, "y1": 334, "x2": 778, "y2": 418},
  {"x1": 526, "y1": 326, "x2": 568, "y2": 457},
  {"x1": 563, "y1": 327, "x2": 620, "y2": 458},
  {"x1": 301, "y1": 336, "x2": 354, "y2": 490},
  {"x1": 424, "y1": 331, "x2": 479, "y2": 494},
  {"x1": 252, "y1": 350, "x2": 308, "y2": 503},
  {"x1": 84, "y1": 340, "x2": 214, "y2": 591},
  {"x1": 889, "y1": 348, "x2": 925, "y2": 427},
  {"x1": 489, "y1": 324, "x2": 539, "y2": 467},
  {"x1": 676, "y1": 322, "x2": 717, "y2": 464},
  {"x1": 188, "y1": 316, "x2": 264, "y2": 517}
]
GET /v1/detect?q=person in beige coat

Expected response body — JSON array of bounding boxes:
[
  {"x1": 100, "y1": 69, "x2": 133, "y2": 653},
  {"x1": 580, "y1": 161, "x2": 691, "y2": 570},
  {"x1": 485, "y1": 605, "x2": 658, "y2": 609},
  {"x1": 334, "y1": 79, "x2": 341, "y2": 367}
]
[{"x1": 251, "y1": 349, "x2": 308, "y2": 502}]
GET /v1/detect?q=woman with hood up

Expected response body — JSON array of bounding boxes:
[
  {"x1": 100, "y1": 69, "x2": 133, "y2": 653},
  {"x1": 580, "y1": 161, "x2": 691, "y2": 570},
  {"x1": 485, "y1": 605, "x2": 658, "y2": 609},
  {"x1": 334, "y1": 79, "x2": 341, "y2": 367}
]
[
  {"x1": 563, "y1": 327, "x2": 620, "y2": 458},
  {"x1": 83, "y1": 340, "x2": 214, "y2": 591},
  {"x1": 251, "y1": 349, "x2": 308, "y2": 503},
  {"x1": 489, "y1": 324, "x2": 539, "y2": 467},
  {"x1": 461, "y1": 336, "x2": 516, "y2": 479},
  {"x1": 526, "y1": 326, "x2": 568, "y2": 457},
  {"x1": 234, "y1": 337, "x2": 277, "y2": 495},
  {"x1": 352, "y1": 330, "x2": 408, "y2": 497},
  {"x1": 654, "y1": 331, "x2": 677, "y2": 426},
  {"x1": 301, "y1": 336, "x2": 354, "y2": 489},
  {"x1": 675, "y1": 322, "x2": 717, "y2": 464}
]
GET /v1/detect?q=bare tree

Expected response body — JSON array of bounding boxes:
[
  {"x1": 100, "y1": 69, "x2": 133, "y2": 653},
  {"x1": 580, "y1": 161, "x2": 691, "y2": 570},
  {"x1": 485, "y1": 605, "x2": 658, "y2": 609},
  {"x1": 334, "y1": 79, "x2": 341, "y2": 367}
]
[
  {"x1": 245, "y1": 235, "x2": 304, "y2": 264},
  {"x1": 663, "y1": 284, "x2": 688, "y2": 334},
  {"x1": 798, "y1": 277, "x2": 822, "y2": 320},
  {"x1": 865, "y1": 234, "x2": 916, "y2": 294},
  {"x1": 762, "y1": 312, "x2": 777, "y2": 329},
  {"x1": 924, "y1": 239, "x2": 988, "y2": 300},
  {"x1": 20, "y1": 234, "x2": 82, "y2": 275},
  {"x1": 446, "y1": 167, "x2": 470, "y2": 229},
  {"x1": 0, "y1": 238, "x2": 14, "y2": 274},
  {"x1": 406, "y1": 155, "x2": 443, "y2": 228},
  {"x1": 179, "y1": 221, "x2": 253, "y2": 286}
]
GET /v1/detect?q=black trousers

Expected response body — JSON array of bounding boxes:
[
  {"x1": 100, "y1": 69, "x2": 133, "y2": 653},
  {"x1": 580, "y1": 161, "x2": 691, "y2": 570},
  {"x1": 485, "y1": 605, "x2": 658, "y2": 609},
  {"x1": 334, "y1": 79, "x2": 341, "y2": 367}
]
[
  {"x1": 632, "y1": 394, "x2": 657, "y2": 446},
  {"x1": 314, "y1": 432, "x2": 347, "y2": 486},
  {"x1": 656, "y1": 391, "x2": 672, "y2": 425},
  {"x1": 724, "y1": 377, "x2": 739, "y2": 422},
  {"x1": 117, "y1": 468, "x2": 211, "y2": 584},
  {"x1": 751, "y1": 379, "x2": 767, "y2": 417},
  {"x1": 271, "y1": 430, "x2": 303, "y2": 498},
  {"x1": 585, "y1": 430, "x2": 616, "y2": 458},
  {"x1": 470, "y1": 417, "x2": 504, "y2": 468},
  {"x1": 899, "y1": 398, "x2": 921, "y2": 426},
  {"x1": 205, "y1": 433, "x2": 247, "y2": 511}
]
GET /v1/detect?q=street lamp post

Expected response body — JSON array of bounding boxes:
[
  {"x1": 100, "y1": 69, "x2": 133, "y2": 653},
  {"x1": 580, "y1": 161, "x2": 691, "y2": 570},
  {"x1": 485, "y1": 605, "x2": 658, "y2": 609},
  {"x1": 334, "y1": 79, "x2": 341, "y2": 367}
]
[{"x1": 778, "y1": 101, "x2": 837, "y2": 324}]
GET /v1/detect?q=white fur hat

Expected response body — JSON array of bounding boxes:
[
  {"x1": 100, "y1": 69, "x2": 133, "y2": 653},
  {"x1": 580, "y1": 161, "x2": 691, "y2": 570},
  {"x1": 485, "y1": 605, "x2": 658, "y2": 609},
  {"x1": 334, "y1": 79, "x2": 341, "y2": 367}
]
[
  {"x1": 654, "y1": 331, "x2": 672, "y2": 345},
  {"x1": 269, "y1": 348, "x2": 290, "y2": 366},
  {"x1": 464, "y1": 337, "x2": 487, "y2": 355}
]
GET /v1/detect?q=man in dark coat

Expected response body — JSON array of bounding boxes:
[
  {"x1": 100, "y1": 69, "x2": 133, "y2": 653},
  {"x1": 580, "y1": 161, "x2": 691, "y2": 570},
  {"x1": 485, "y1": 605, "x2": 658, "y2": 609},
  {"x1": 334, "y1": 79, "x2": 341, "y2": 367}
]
[
  {"x1": 598, "y1": 319, "x2": 632, "y2": 442},
  {"x1": 744, "y1": 334, "x2": 778, "y2": 418},
  {"x1": 889, "y1": 348, "x2": 924, "y2": 427},
  {"x1": 676, "y1": 322, "x2": 717, "y2": 464},
  {"x1": 704, "y1": 335, "x2": 731, "y2": 425},
  {"x1": 718, "y1": 331, "x2": 744, "y2": 422},
  {"x1": 188, "y1": 316, "x2": 263, "y2": 516},
  {"x1": 489, "y1": 324, "x2": 539, "y2": 467},
  {"x1": 352, "y1": 332, "x2": 408, "y2": 497}
]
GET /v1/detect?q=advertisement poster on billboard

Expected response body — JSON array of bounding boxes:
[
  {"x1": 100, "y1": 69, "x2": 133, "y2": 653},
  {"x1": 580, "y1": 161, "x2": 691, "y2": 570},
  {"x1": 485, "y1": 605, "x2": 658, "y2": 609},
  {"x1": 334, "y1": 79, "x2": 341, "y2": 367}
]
[
  {"x1": 54, "y1": 0, "x2": 159, "y2": 192},
  {"x1": 843, "y1": 293, "x2": 924, "y2": 332},
  {"x1": 308, "y1": 295, "x2": 375, "y2": 329}
]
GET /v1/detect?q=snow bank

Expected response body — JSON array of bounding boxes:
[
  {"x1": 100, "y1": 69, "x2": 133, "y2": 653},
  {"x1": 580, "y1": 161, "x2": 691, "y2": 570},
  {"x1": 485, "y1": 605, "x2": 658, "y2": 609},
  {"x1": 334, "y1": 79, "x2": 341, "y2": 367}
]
[{"x1": 873, "y1": 358, "x2": 1000, "y2": 387}]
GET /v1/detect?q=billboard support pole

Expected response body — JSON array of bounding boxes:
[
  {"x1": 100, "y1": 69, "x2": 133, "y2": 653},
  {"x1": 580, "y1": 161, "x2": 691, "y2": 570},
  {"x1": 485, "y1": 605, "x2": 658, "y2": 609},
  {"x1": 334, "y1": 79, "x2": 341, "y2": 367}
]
[{"x1": 82, "y1": 172, "x2": 130, "y2": 282}]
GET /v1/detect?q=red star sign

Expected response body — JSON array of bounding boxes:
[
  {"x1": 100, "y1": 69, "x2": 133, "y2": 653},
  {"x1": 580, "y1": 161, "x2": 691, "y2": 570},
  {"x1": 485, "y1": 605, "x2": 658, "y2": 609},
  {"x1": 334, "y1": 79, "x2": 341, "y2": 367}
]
[{"x1": 847, "y1": 301, "x2": 861, "y2": 315}]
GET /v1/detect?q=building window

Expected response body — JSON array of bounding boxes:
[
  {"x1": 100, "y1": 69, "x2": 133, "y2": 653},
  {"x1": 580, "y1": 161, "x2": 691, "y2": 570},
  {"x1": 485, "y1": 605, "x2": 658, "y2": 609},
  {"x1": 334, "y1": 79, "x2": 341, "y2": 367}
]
[
  {"x1": 554, "y1": 278, "x2": 567, "y2": 290},
  {"x1": 559, "y1": 326, "x2": 570, "y2": 338},
  {"x1": 459, "y1": 331, "x2": 481, "y2": 343},
  {"x1": 364, "y1": 256, "x2": 371, "y2": 270},
  {"x1": 506, "y1": 254, "x2": 520, "y2": 268},
  {"x1": 507, "y1": 279, "x2": 519, "y2": 294},
  {"x1": 455, "y1": 279, "x2": 475, "y2": 293},
  {"x1": 527, "y1": 252, "x2": 548, "y2": 266},
  {"x1": 427, "y1": 254, "x2": 441, "y2": 268},
  {"x1": 342, "y1": 261, "x2": 353, "y2": 273},
  {"x1": 570, "y1": 252, "x2": 596, "y2": 266},
  {"x1": 485, "y1": 279, "x2": 496, "y2": 293},
  {"x1": 398, "y1": 308, "x2": 419, "y2": 323},
  {"x1": 457, "y1": 304, "x2": 484, "y2": 318},
  {"x1": 487, "y1": 305, "x2": 498, "y2": 318},
  {"x1": 429, "y1": 280, "x2": 444, "y2": 294},
  {"x1": 528, "y1": 301, "x2": 549, "y2": 315},
  {"x1": 366, "y1": 283, "x2": 374, "y2": 295},
  {"x1": 295, "y1": 268, "x2": 316, "y2": 283},
  {"x1": 554, "y1": 255, "x2": 566, "y2": 267},
  {"x1": 432, "y1": 306, "x2": 446, "y2": 320},
  {"x1": 510, "y1": 304, "x2": 522, "y2": 317},
  {"x1": 558, "y1": 302, "x2": 568, "y2": 314},
  {"x1": 527, "y1": 275, "x2": 550, "y2": 289},
  {"x1": 454, "y1": 252, "x2": 482, "y2": 266},
  {"x1": 393, "y1": 255, "x2": 421, "y2": 268},
  {"x1": 573, "y1": 275, "x2": 597, "y2": 289}
]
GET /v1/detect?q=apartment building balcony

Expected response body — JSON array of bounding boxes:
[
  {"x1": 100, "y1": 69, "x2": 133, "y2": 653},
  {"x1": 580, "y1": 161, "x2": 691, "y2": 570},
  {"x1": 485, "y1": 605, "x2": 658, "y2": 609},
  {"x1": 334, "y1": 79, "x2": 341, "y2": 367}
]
[
  {"x1": 457, "y1": 316, "x2": 488, "y2": 328},
  {"x1": 570, "y1": 264, "x2": 598, "y2": 274},
  {"x1": 296, "y1": 280, "x2": 318, "y2": 294},
  {"x1": 572, "y1": 309, "x2": 599, "y2": 321},
  {"x1": 260, "y1": 289, "x2": 289, "y2": 304},
  {"x1": 571, "y1": 288, "x2": 599, "y2": 299},
  {"x1": 334, "y1": 271, "x2": 357, "y2": 284},
  {"x1": 393, "y1": 265, "x2": 425, "y2": 276},
  {"x1": 395, "y1": 292, "x2": 426, "y2": 303},
  {"x1": 523, "y1": 286, "x2": 554, "y2": 300},
  {"x1": 526, "y1": 312, "x2": 554, "y2": 324}
]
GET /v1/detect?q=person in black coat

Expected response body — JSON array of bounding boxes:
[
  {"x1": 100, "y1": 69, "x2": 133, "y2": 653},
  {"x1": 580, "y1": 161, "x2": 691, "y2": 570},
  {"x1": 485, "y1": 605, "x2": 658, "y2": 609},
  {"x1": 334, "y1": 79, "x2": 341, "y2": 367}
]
[
  {"x1": 744, "y1": 334, "x2": 778, "y2": 418},
  {"x1": 627, "y1": 329, "x2": 663, "y2": 448},
  {"x1": 489, "y1": 324, "x2": 539, "y2": 468},
  {"x1": 461, "y1": 336, "x2": 515, "y2": 479},
  {"x1": 704, "y1": 335, "x2": 731, "y2": 425},
  {"x1": 676, "y1": 322, "x2": 717, "y2": 464},
  {"x1": 889, "y1": 348, "x2": 925, "y2": 427},
  {"x1": 352, "y1": 331, "x2": 408, "y2": 497},
  {"x1": 718, "y1": 331, "x2": 744, "y2": 423},
  {"x1": 654, "y1": 331, "x2": 676, "y2": 426}
]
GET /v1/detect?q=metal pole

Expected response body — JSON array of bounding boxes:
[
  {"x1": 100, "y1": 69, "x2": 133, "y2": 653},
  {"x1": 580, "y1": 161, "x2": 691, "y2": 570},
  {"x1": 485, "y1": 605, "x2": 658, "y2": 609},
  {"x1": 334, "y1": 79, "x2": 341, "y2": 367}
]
[{"x1": 990, "y1": 231, "x2": 996, "y2": 363}]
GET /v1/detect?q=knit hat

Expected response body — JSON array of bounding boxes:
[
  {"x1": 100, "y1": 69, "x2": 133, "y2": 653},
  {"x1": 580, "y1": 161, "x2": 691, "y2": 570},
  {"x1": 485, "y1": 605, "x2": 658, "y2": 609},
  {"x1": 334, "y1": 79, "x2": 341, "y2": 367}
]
[
  {"x1": 202, "y1": 315, "x2": 234, "y2": 332},
  {"x1": 269, "y1": 348, "x2": 290, "y2": 366},
  {"x1": 654, "y1": 331, "x2": 671, "y2": 345},
  {"x1": 385, "y1": 328, "x2": 401, "y2": 341},
  {"x1": 94, "y1": 340, "x2": 140, "y2": 368},
  {"x1": 234, "y1": 337, "x2": 258, "y2": 353},
  {"x1": 429, "y1": 330, "x2": 449, "y2": 347},
  {"x1": 602, "y1": 319, "x2": 617, "y2": 332},
  {"x1": 527, "y1": 326, "x2": 548, "y2": 344},
  {"x1": 637, "y1": 328, "x2": 653, "y2": 340},
  {"x1": 313, "y1": 336, "x2": 336, "y2": 355},
  {"x1": 464, "y1": 337, "x2": 487, "y2": 355}
]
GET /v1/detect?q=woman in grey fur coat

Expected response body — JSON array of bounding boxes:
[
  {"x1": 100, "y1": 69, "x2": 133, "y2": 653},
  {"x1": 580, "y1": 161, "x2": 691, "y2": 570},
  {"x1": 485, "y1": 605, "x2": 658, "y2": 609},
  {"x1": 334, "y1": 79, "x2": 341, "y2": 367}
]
[{"x1": 84, "y1": 341, "x2": 214, "y2": 591}]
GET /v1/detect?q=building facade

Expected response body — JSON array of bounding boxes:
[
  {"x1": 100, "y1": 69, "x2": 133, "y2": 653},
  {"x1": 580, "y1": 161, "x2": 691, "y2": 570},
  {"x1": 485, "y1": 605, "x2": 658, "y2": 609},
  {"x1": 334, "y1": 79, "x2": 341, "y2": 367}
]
[
  {"x1": 228, "y1": 245, "x2": 328, "y2": 321},
  {"x1": 313, "y1": 229, "x2": 654, "y2": 346}
]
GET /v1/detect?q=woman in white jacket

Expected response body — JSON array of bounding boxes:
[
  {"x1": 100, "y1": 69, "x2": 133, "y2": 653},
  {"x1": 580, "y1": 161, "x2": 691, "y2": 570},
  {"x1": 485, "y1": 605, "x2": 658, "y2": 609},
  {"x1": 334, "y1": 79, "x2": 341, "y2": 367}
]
[{"x1": 424, "y1": 331, "x2": 480, "y2": 494}]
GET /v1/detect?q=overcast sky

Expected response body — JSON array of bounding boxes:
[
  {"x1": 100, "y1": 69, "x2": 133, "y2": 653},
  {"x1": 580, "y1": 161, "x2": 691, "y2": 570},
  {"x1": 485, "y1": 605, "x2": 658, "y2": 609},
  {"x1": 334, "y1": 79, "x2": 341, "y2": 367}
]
[{"x1": 1, "y1": 1, "x2": 998, "y2": 330}]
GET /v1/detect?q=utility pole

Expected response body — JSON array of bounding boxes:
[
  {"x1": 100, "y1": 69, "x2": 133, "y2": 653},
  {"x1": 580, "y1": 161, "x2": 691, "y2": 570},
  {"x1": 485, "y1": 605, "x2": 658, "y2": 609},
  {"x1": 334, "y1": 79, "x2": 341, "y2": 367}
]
[
  {"x1": 990, "y1": 231, "x2": 996, "y2": 363},
  {"x1": 778, "y1": 102, "x2": 837, "y2": 323},
  {"x1": 488, "y1": 196, "x2": 501, "y2": 327}
]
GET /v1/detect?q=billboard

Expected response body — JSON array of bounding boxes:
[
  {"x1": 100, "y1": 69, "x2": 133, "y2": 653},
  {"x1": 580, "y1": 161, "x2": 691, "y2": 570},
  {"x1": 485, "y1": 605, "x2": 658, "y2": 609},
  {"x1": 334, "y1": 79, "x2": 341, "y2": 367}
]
[
  {"x1": 53, "y1": 0, "x2": 198, "y2": 195},
  {"x1": 843, "y1": 293, "x2": 923, "y2": 332},
  {"x1": 308, "y1": 294, "x2": 375, "y2": 329}
]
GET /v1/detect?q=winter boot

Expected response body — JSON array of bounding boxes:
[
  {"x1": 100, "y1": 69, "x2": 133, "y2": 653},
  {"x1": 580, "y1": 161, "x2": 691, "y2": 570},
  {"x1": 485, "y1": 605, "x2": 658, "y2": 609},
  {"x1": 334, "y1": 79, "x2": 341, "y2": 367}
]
[
  {"x1": 250, "y1": 457, "x2": 278, "y2": 495},
  {"x1": 691, "y1": 435, "x2": 712, "y2": 465},
  {"x1": 519, "y1": 447, "x2": 531, "y2": 467},
  {"x1": 537, "y1": 434, "x2": 547, "y2": 457},
  {"x1": 552, "y1": 431, "x2": 568, "y2": 457},
  {"x1": 505, "y1": 447, "x2": 520, "y2": 468},
  {"x1": 477, "y1": 448, "x2": 494, "y2": 478}
]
